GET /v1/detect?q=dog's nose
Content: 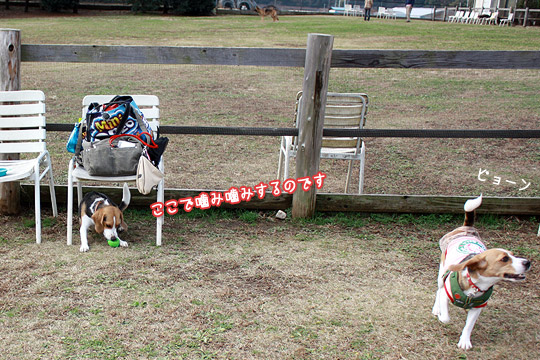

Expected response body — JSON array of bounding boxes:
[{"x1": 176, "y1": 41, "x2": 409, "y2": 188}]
[{"x1": 523, "y1": 260, "x2": 531, "y2": 270}]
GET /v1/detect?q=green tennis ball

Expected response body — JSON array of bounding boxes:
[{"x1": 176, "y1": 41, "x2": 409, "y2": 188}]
[{"x1": 108, "y1": 238, "x2": 120, "y2": 248}]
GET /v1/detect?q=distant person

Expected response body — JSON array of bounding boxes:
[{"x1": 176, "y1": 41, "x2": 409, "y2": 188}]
[
  {"x1": 405, "y1": 0, "x2": 414, "y2": 22},
  {"x1": 364, "y1": 0, "x2": 373, "y2": 21}
]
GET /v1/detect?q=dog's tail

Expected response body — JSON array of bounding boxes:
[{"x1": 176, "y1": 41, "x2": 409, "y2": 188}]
[
  {"x1": 119, "y1": 183, "x2": 131, "y2": 211},
  {"x1": 463, "y1": 195, "x2": 482, "y2": 226}
]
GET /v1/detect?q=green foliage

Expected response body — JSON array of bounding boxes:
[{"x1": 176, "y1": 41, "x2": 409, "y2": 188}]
[
  {"x1": 517, "y1": 0, "x2": 540, "y2": 8},
  {"x1": 168, "y1": 0, "x2": 216, "y2": 15},
  {"x1": 131, "y1": 0, "x2": 215, "y2": 15},
  {"x1": 131, "y1": 0, "x2": 163, "y2": 12},
  {"x1": 40, "y1": 0, "x2": 77, "y2": 12}
]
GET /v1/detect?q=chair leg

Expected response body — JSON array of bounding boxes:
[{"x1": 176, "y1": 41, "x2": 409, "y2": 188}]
[
  {"x1": 47, "y1": 154, "x2": 58, "y2": 217},
  {"x1": 283, "y1": 151, "x2": 291, "y2": 181},
  {"x1": 156, "y1": 159, "x2": 164, "y2": 246},
  {"x1": 67, "y1": 158, "x2": 74, "y2": 246},
  {"x1": 277, "y1": 140, "x2": 284, "y2": 180},
  {"x1": 34, "y1": 166, "x2": 41, "y2": 244},
  {"x1": 77, "y1": 181, "x2": 83, "y2": 206},
  {"x1": 358, "y1": 143, "x2": 366, "y2": 194},
  {"x1": 345, "y1": 159, "x2": 353, "y2": 193}
]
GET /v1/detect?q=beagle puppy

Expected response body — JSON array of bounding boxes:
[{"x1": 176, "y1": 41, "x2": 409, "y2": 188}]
[
  {"x1": 79, "y1": 183, "x2": 131, "y2": 252},
  {"x1": 432, "y1": 195, "x2": 531, "y2": 350}
]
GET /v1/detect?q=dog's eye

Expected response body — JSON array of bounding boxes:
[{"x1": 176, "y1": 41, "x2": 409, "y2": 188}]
[{"x1": 500, "y1": 256, "x2": 510, "y2": 262}]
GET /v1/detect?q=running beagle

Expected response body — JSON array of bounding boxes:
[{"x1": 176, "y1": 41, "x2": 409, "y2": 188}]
[
  {"x1": 432, "y1": 195, "x2": 531, "y2": 350},
  {"x1": 79, "y1": 183, "x2": 131, "y2": 252}
]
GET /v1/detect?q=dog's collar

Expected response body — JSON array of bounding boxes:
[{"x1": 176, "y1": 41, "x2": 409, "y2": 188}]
[
  {"x1": 443, "y1": 270, "x2": 493, "y2": 309},
  {"x1": 466, "y1": 270, "x2": 484, "y2": 293}
]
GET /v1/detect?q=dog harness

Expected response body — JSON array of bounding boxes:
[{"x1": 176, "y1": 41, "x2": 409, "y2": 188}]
[
  {"x1": 443, "y1": 268, "x2": 493, "y2": 309},
  {"x1": 442, "y1": 237, "x2": 493, "y2": 310}
]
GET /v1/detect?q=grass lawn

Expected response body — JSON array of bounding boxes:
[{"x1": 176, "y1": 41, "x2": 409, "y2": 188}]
[{"x1": 0, "y1": 9, "x2": 539, "y2": 359}]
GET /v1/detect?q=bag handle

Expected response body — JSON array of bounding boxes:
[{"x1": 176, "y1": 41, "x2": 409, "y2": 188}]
[{"x1": 109, "y1": 132, "x2": 158, "y2": 149}]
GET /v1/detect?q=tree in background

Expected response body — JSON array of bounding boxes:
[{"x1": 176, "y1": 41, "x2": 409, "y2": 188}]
[
  {"x1": 168, "y1": 0, "x2": 215, "y2": 15},
  {"x1": 40, "y1": 0, "x2": 77, "y2": 12},
  {"x1": 517, "y1": 0, "x2": 540, "y2": 8},
  {"x1": 131, "y1": 0, "x2": 215, "y2": 15},
  {"x1": 131, "y1": 0, "x2": 163, "y2": 12}
]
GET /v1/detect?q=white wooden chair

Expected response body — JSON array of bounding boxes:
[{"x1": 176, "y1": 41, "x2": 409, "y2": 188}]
[
  {"x1": 376, "y1": 7, "x2": 387, "y2": 18},
  {"x1": 486, "y1": 11, "x2": 498, "y2": 25},
  {"x1": 277, "y1": 92, "x2": 368, "y2": 194},
  {"x1": 0, "y1": 90, "x2": 58, "y2": 243},
  {"x1": 499, "y1": 12, "x2": 513, "y2": 26},
  {"x1": 467, "y1": 10, "x2": 480, "y2": 24},
  {"x1": 448, "y1": 11, "x2": 463, "y2": 22},
  {"x1": 67, "y1": 95, "x2": 164, "y2": 247},
  {"x1": 448, "y1": 10, "x2": 463, "y2": 22}
]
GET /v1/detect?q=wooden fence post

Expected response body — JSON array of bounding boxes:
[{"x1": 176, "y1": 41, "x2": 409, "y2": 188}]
[
  {"x1": 292, "y1": 33, "x2": 333, "y2": 219},
  {"x1": 524, "y1": 8, "x2": 529, "y2": 27},
  {"x1": 0, "y1": 29, "x2": 21, "y2": 215}
]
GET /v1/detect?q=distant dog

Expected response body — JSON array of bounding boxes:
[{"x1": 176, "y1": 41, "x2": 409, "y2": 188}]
[
  {"x1": 255, "y1": 5, "x2": 279, "y2": 22},
  {"x1": 432, "y1": 195, "x2": 531, "y2": 350},
  {"x1": 79, "y1": 183, "x2": 130, "y2": 252}
]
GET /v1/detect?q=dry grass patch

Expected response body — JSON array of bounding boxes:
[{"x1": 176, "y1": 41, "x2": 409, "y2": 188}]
[{"x1": 1, "y1": 209, "x2": 539, "y2": 359}]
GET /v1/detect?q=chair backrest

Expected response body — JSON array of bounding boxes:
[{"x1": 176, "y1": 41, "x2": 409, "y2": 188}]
[
  {"x1": 345, "y1": 4, "x2": 352, "y2": 10},
  {"x1": 82, "y1": 94, "x2": 160, "y2": 133},
  {"x1": 0, "y1": 90, "x2": 47, "y2": 154},
  {"x1": 294, "y1": 91, "x2": 368, "y2": 150}
]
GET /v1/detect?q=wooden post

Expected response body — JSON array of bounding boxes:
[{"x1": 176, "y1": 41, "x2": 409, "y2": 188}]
[
  {"x1": 292, "y1": 33, "x2": 333, "y2": 219},
  {"x1": 524, "y1": 8, "x2": 529, "y2": 27},
  {"x1": 0, "y1": 29, "x2": 21, "y2": 215}
]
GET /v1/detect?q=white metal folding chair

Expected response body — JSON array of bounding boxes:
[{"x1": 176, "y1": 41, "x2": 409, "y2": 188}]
[
  {"x1": 0, "y1": 90, "x2": 58, "y2": 243},
  {"x1": 344, "y1": 4, "x2": 353, "y2": 16},
  {"x1": 66, "y1": 95, "x2": 164, "y2": 248},
  {"x1": 277, "y1": 92, "x2": 368, "y2": 194},
  {"x1": 386, "y1": 8, "x2": 397, "y2": 20}
]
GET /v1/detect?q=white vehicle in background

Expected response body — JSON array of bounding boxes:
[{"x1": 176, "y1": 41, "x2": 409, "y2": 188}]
[{"x1": 219, "y1": 0, "x2": 257, "y2": 10}]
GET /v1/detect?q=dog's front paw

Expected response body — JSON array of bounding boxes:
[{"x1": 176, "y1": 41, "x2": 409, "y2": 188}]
[
  {"x1": 119, "y1": 240, "x2": 128, "y2": 248},
  {"x1": 457, "y1": 337, "x2": 473, "y2": 350},
  {"x1": 438, "y1": 313, "x2": 450, "y2": 324},
  {"x1": 80, "y1": 244, "x2": 90, "y2": 252}
]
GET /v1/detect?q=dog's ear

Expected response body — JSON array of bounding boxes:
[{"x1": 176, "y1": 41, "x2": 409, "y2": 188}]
[
  {"x1": 92, "y1": 209, "x2": 105, "y2": 234},
  {"x1": 448, "y1": 253, "x2": 488, "y2": 273}
]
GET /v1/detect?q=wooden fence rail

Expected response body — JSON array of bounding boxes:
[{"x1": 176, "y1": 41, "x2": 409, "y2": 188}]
[
  {"x1": 21, "y1": 45, "x2": 540, "y2": 69},
  {"x1": 2, "y1": 32, "x2": 539, "y2": 217}
]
